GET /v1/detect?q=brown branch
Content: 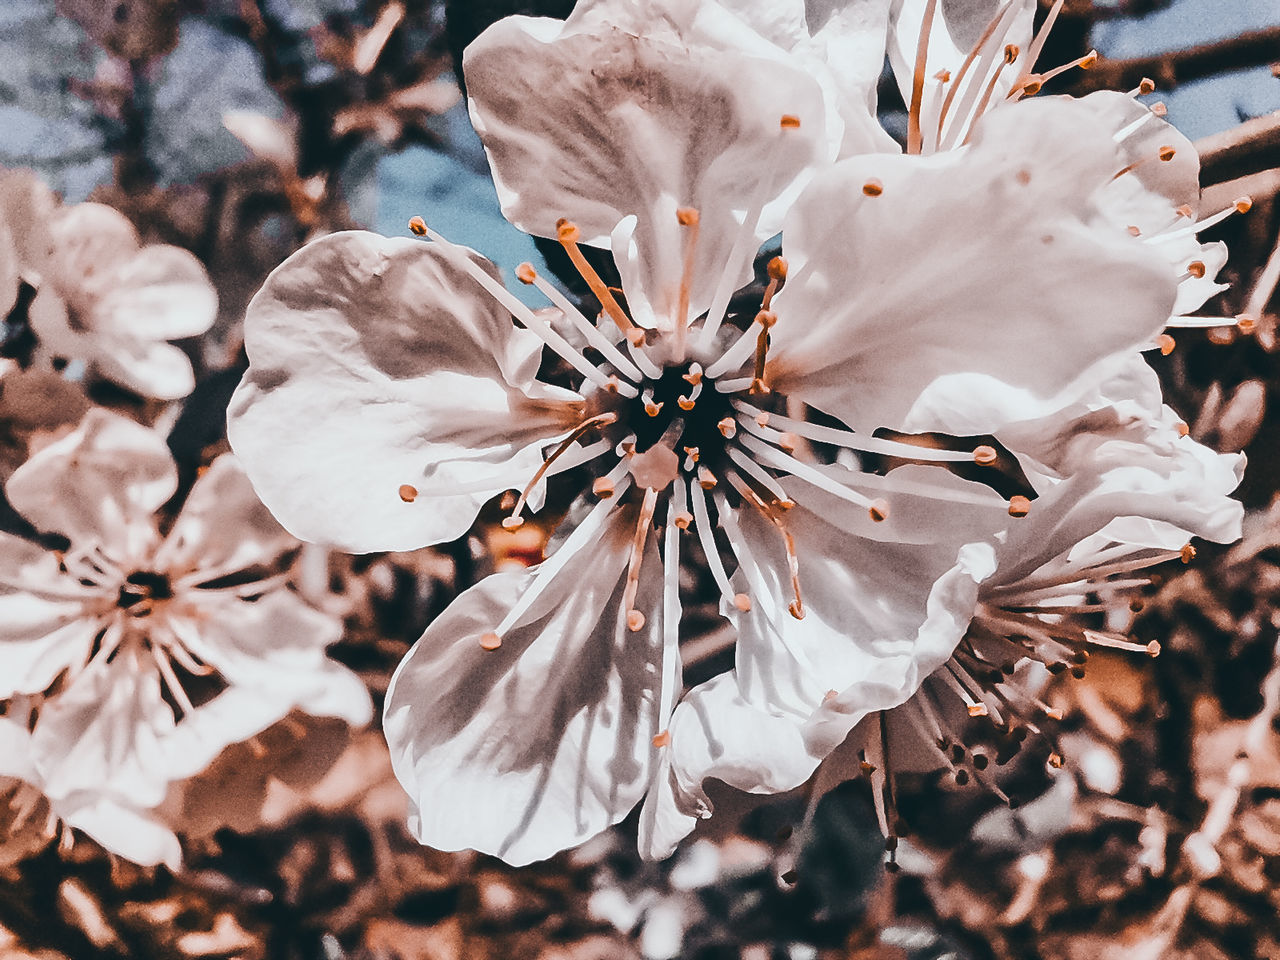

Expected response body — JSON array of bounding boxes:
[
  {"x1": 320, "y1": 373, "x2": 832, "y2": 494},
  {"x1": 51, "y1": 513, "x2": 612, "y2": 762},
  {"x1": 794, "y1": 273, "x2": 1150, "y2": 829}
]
[
  {"x1": 1196, "y1": 110, "x2": 1280, "y2": 187},
  {"x1": 1076, "y1": 26, "x2": 1280, "y2": 94}
]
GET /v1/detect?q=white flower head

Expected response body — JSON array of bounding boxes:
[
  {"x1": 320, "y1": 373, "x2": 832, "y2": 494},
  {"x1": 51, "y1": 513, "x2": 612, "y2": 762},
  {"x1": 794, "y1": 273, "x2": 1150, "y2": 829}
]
[
  {"x1": 24, "y1": 199, "x2": 218, "y2": 400},
  {"x1": 0, "y1": 409, "x2": 370, "y2": 866},
  {"x1": 226, "y1": 0, "x2": 1206, "y2": 865}
]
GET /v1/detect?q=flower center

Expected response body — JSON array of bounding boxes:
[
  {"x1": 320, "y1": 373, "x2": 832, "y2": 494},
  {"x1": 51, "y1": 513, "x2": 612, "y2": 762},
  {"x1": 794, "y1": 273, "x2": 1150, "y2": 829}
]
[{"x1": 117, "y1": 570, "x2": 173, "y2": 617}]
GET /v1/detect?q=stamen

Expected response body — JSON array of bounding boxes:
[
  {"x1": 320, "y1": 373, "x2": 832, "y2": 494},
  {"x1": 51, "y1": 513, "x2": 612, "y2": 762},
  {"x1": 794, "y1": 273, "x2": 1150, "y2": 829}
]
[
  {"x1": 556, "y1": 220, "x2": 643, "y2": 345},
  {"x1": 936, "y1": 0, "x2": 1022, "y2": 143},
  {"x1": 706, "y1": 310, "x2": 775, "y2": 381},
  {"x1": 907, "y1": 0, "x2": 941, "y2": 155},
  {"x1": 504, "y1": 412, "x2": 618, "y2": 528},
  {"x1": 1128, "y1": 77, "x2": 1157, "y2": 97},
  {"x1": 726, "y1": 471, "x2": 804, "y2": 619},
  {"x1": 698, "y1": 117, "x2": 801, "y2": 347},
  {"x1": 515, "y1": 261, "x2": 643, "y2": 382},
  {"x1": 413, "y1": 220, "x2": 631, "y2": 395},
  {"x1": 1010, "y1": 0, "x2": 1066, "y2": 95},
  {"x1": 690, "y1": 480, "x2": 739, "y2": 606},
  {"x1": 150, "y1": 645, "x2": 196, "y2": 717},
  {"x1": 751, "y1": 309, "x2": 778, "y2": 393},
  {"x1": 960, "y1": 47, "x2": 1018, "y2": 145},
  {"x1": 674, "y1": 207, "x2": 700, "y2": 360},
  {"x1": 733, "y1": 401, "x2": 972, "y2": 462},
  {"x1": 479, "y1": 632, "x2": 503, "y2": 651},
  {"x1": 726, "y1": 444, "x2": 794, "y2": 505},
  {"x1": 738, "y1": 432, "x2": 875, "y2": 511},
  {"x1": 761, "y1": 256, "x2": 787, "y2": 311},
  {"x1": 1084, "y1": 630, "x2": 1161, "y2": 656},
  {"x1": 1008, "y1": 495, "x2": 1031, "y2": 517},
  {"x1": 398, "y1": 484, "x2": 418, "y2": 503},
  {"x1": 621, "y1": 488, "x2": 659, "y2": 631},
  {"x1": 1035, "y1": 50, "x2": 1097, "y2": 86}
]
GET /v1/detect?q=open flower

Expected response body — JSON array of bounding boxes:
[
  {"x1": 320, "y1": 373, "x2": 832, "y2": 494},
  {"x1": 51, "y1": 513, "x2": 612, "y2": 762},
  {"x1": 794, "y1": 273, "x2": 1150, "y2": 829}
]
[
  {"x1": 229, "y1": 0, "x2": 1194, "y2": 861},
  {"x1": 0, "y1": 410, "x2": 370, "y2": 866},
  {"x1": 24, "y1": 199, "x2": 218, "y2": 400}
]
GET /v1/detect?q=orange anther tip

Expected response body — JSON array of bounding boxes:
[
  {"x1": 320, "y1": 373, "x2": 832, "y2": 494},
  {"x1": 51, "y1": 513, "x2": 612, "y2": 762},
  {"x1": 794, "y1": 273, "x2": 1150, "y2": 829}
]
[
  {"x1": 756, "y1": 412, "x2": 770, "y2": 427},
  {"x1": 644, "y1": 402, "x2": 663, "y2": 417},
  {"x1": 1021, "y1": 77, "x2": 1043, "y2": 96},
  {"x1": 676, "y1": 207, "x2": 700, "y2": 226},
  {"x1": 777, "y1": 432, "x2": 799, "y2": 453},
  {"x1": 780, "y1": 114, "x2": 801, "y2": 129},
  {"x1": 1150, "y1": 102, "x2": 1167, "y2": 117},
  {"x1": 652, "y1": 730, "x2": 671, "y2": 748},
  {"x1": 755, "y1": 309, "x2": 777, "y2": 328},
  {"x1": 408, "y1": 216, "x2": 427, "y2": 235},
  {"x1": 1139, "y1": 77, "x2": 1156, "y2": 94},
  {"x1": 556, "y1": 220, "x2": 581, "y2": 243},
  {"x1": 1180, "y1": 543, "x2": 1196, "y2": 564},
  {"x1": 862, "y1": 179, "x2": 884, "y2": 197},
  {"x1": 1047, "y1": 752, "x2": 1064, "y2": 768},
  {"x1": 1157, "y1": 333, "x2": 1176, "y2": 355},
  {"x1": 717, "y1": 417, "x2": 736, "y2": 438},
  {"x1": 967, "y1": 703, "x2": 989, "y2": 718},
  {"x1": 787, "y1": 600, "x2": 805, "y2": 620},
  {"x1": 767, "y1": 256, "x2": 788, "y2": 281},
  {"x1": 515, "y1": 262, "x2": 537, "y2": 284},
  {"x1": 626, "y1": 329, "x2": 646, "y2": 347},
  {"x1": 1127, "y1": 225, "x2": 1142, "y2": 237},
  {"x1": 592, "y1": 477, "x2": 615, "y2": 498},
  {"x1": 1003, "y1": 44, "x2": 1019, "y2": 64},
  {"x1": 1008, "y1": 495, "x2": 1031, "y2": 518},
  {"x1": 1175, "y1": 204, "x2": 1194, "y2": 218},
  {"x1": 677, "y1": 396, "x2": 696, "y2": 411},
  {"x1": 673, "y1": 511, "x2": 694, "y2": 530},
  {"x1": 1187, "y1": 260, "x2": 1206, "y2": 278},
  {"x1": 398, "y1": 484, "x2": 419, "y2": 503},
  {"x1": 1236, "y1": 314, "x2": 1257, "y2": 334},
  {"x1": 1235, "y1": 197, "x2": 1253, "y2": 214},
  {"x1": 627, "y1": 609, "x2": 646, "y2": 632},
  {"x1": 776, "y1": 499, "x2": 796, "y2": 511},
  {"x1": 1175, "y1": 420, "x2": 1190, "y2": 437},
  {"x1": 1079, "y1": 50, "x2": 1098, "y2": 68},
  {"x1": 501, "y1": 516, "x2": 525, "y2": 530},
  {"x1": 1016, "y1": 169, "x2": 1032, "y2": 186},
  {"x1": 479, "y1": 632, "x2": 503, "y2": 651},
  {"x1": 1146, "y1": 640, "x2": 1162, "y2": 657},
  {"x1": 733, "y1": 593, "x2": 752, "y2": 612},
  {"x1": 698, "y1": 468, "x2": 717, "y2": 489},
  {"x1": 1157, "y1": 145, "x2": 1176, "y2": 162},
  {"x1": 973, "y1": 444, "x2": 998, "y2": 466},
  {"x1": 868, "y1": 499, "x2": 889, "y2": 523},
  {"x1": 934, "y1": 68, "x2": 952, "y2": 82}
]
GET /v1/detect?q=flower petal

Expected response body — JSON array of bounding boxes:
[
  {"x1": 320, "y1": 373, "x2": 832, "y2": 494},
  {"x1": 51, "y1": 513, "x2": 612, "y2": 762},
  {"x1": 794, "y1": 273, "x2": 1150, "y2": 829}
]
[
  {"x1": 227, "y1": 231, "x2": 583, "y2": 553},
  {"x1": 91, "y1": 244, "x2": 218, "y2": 341},
  {"x1": 57, "y1": 793, "x2": 182, "y2": 869},
  {"x1": 464, "y1": 1, "x2": 832, "y2": 323},
  {"x1": 154, "y1": 454, "x2": 295, "y2": 577},
  {"x1": 5, "y1": 409, "x2": 174, "y2": 558},
  {"x1": 769, "y1": 96, "x2": 1178, "y2": 434},
  {"x1": 384, "y1": 498, "x2": 669, "y2": 865}
]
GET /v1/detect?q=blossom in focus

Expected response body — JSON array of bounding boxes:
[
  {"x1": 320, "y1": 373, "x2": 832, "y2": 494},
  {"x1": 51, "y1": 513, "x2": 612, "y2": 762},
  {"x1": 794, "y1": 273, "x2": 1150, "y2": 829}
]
[
  {"x1": 8, "y1": 182, "x2": 219, "y2": 400},
  {"x1": 223, "y1": 0, "x2": 1211, "y2": 864},
  {"x1": 0, "y1": 410, "x2": 371, "y2": 867}
]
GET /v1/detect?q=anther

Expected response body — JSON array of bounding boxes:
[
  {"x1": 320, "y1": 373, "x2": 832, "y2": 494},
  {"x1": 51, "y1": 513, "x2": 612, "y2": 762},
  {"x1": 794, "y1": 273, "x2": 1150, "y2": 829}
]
[
  {"x1": 967, "y1": 703, "x2": 989, "y2": 718},
  {"x1": 934, "y1": 68, "x2": 951, "y2": 82},
  {"x1": 1180, "y1": 543, "x2": 1196, "y2": 564},
  {"x1": 718, "y1": 417, "x2": 737, "y2": 438},
  {"x1": 1187, "y1": 260, "x2": 1206, "y2": 278},
  {"x1": 1176, "y1": 204, "x2": 1194, "y2": 218},
  {"x1": 652, "y1": 730, "x2": 671, "y2": 748},
  {"x1": 627, "y1": 609, "x2": 646, "y2": 632},
  {"x1": 697, "y1": 467, "x2": 717, "y2": 489},
  {"x1": 869, "y1": 499, "x2": 890, "y2": 523},
  {"x1": 1235, "y1": 197, "x2": 1253, "y2": 214},
  {"x1": 788, "y1": 599, "x2": 805, "y2": 620},
  {"x1": 501, "y1": 516, "x2": 525, "y2": 531},
  {"x1": 1047, "y1": 753, "x2": 1064, "y2": 769},
  {"x1": 1003, "y1": 44, "x2": 1019, "y2": 64},
  {"x1": 767, "y1": 256, "x2": 788, "y2": 281},
  {"x1": 682, "y1": 364, "x2": 703, "y2": 386},
  {"x1": 479, "y1": 632, "x2": 503, "y2": 651},
  {"x1": 1139, "y1": 77, "x2": 1156, "y2": 95},
  {"x1": 1157, "y1": 333, "x2": 1176, "y2": 355},
  {"x1": 592, "y1": 477, "x2": 615, "y2": 498},
  {"x1": 678, "y1": 395, "x2": 696, "y2": 411},
  {"x1": 645, "y1": 401, "x2": 664, "y2": 416},
  {"x1": 1237, "y1": 314, "x2": 1257, "y2": 334},
  {"x1": 408, "y1": 216, "x2": 427, "y2": 236},
  {"x1": 973, "y1": 444, "x2": 998, "y2": 465},
  {"x1": 1008, "y1": 495, "x2": 1031, "y2": 517},
  {"x1": 398, "y1": 484, "x2": 419, "y2": 503},
  {"x1": 676, "y1": 208, "x2": 699, "y2": 226},
  {"x1": 755, "y1": 412, "x2": 770, "y2": 427},
  {"x1": 1079, "y1": 50, "x2": 1098, "y2": 69},
  {"x1": 780, "y1": 114, "x2": 801, "y2": 129},
  {"x1": 1127, "y1": 225, "x2": 1142, "y2": 237},
  {"x1": 1158, "y1": 145, "x2": 1176, "y2": 162},
  {"x1": 733, "y1": 593, "x2": 752, "y2": 612},
  {"x1": 673, "y1": 511, "x2": 694, "y2": 530},
  {"x1": 862, "y1": 179, "x2": 884, "y2": 197},
  {"x1": 1150, "y1": 102, "x2": 1167, "y2": 117},
  {"x1": 1175, "y1": 421, "x2": 1189, "y2": 436},
  {"x1": 777, "y1": 432, "x2": 798, "y2": 454}
]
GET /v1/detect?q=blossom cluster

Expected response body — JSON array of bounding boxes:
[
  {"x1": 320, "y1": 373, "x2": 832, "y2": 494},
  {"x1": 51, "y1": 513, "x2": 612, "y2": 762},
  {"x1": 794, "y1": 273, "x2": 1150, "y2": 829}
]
[
  {"x1": 0, "y1": 0, "x2": 1250, "y2": 875},
  {"x1": 227, "y1": 0, "x2": 1246, "y2": 866}
]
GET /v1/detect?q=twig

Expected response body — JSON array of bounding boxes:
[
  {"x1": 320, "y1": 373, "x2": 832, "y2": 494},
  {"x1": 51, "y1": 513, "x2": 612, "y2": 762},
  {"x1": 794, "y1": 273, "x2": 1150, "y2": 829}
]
[
  {"x1": 1196, "y1": 110, "x2": 1280, "y2": 187},
  {"x1": 1076, "y1": 26, "x2": 1280, "y2": 94}
]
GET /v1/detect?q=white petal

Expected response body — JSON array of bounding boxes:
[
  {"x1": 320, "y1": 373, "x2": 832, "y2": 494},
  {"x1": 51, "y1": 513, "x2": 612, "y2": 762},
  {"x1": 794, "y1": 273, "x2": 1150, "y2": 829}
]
[
  {"x1": 154, "y1": 454, "x2": 295, "y2": 577},
  {"x1": 464, "y1": 4, "x2": 832, "y2": 323},
  {"x1": 6, "y1": 409, "x2": 174, "y2": 557},
  {"x1": 384, "y1": 501, "x2": 669, "y2": 865},
  {"x1": 91, "y1": 244, "x2": 218, "y2": 340},
  {"x1": 57, "y1": 794, "x2": 182, "y2": 869},
  {"x1": 228, "y1": 231, "x2": 583, "y2": 553},
  {"x1": 91, "y1": 335, "x2": 198, "y2": 400},
  {"x1": 0, "y1": 717, "x2": 37, "y2": 784},
  {"x1": 769, "y1": 96, "x2": 1178, "y2": 434},
  {"x1": 44, "y1": 202, "x2": 141, "y2": 303}
]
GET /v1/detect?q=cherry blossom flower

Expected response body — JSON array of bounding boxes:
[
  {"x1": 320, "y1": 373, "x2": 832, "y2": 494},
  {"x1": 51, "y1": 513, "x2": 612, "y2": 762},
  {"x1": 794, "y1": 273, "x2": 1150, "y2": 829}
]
[
  {"x1": 0, "y1": 410, "x2": 370, "y2": 866},
  {"x1": 227, "y1": 0, "x2": 1198, "y2": 861},
  {"x1": 23, "y1": 198, "x2": 218, "y2": 400}
]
